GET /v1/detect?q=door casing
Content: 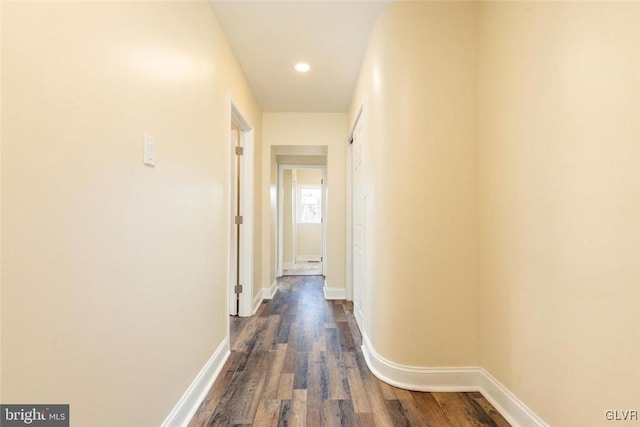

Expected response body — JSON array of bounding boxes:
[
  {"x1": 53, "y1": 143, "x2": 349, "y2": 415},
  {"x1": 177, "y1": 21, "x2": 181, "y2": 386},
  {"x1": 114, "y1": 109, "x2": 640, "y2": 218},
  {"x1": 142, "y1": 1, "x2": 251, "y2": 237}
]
[
  {"x1": 227, "y1": 95, "x2": 254, "y2": 318},
  {"x1": 277, "y1": 164, "x2": 327, "y2": 277},
  {"x1": 347, "y1": 100, "x2": 367, "y2": 333}
]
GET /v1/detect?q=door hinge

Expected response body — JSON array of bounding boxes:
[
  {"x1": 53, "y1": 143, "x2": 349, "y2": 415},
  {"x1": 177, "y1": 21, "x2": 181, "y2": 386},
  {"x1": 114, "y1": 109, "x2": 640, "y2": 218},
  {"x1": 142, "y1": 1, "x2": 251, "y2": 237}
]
[
  {"x1": 235, "y1": 215, "x2": 243, "y2": 225},
  {"x1": 235, "y1": 284, "x2": 243, "y2": 294},
  {"x1": 321, "y1": 178, "x2": 324, "y2": 184},
  {"x1": 235, "y1": 146, "x2": 244, "y2": 156}
]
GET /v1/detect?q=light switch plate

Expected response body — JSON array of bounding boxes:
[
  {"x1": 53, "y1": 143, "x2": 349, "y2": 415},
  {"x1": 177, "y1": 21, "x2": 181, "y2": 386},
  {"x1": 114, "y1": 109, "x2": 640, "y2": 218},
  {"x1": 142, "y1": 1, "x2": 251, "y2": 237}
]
[{"x1": 144, "y1": 135, "x2": 155, "y2": 166}]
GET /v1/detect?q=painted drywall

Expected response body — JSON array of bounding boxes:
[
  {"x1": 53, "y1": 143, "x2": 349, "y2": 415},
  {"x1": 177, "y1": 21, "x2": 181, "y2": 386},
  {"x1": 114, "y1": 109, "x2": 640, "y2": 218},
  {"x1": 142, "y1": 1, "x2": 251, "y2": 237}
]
[
  {"x1": 296, "y1": 226, "x2": 322, "y2": 260},
  {"x1": 262, "y1": 113, "x2": 346, "y2": 289},
  {"x1": 348, "y1": 1, "x2": 479, "y2": 367},
  {"x1": 349, "y1": 1, "x2": 639, "y2": 425},
  {"x1": 478, "y1": 2, "x2": 640, "y2": 425},
  {"x1": 295, "y1": 168, "x2": 322, "y2": 185},
  {"x1": 1, "y1": 2, "x2": 261, "y2": 426},
  {"x1": 277, "y1": 155, "x2": 327, "y2": 166},
  {"x1": 0, "y1": 2, "x2": 4, "y2": 390},
  {"x1": 283, "y1": 170, "x2": 293, "y2": 265},
  {"x1": 0, "y1": 1, "x2": 3, "y2": 394}
]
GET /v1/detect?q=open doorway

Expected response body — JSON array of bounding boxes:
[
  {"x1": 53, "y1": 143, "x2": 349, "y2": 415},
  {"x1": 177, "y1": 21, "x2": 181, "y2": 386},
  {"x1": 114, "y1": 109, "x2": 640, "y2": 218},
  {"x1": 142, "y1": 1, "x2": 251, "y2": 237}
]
[
  {"x1": 278, "y1": 165, "x2": 326, "y2": 277},
  {"x1": 227, "y1": 98, "x2": 254, "y2": 319}
]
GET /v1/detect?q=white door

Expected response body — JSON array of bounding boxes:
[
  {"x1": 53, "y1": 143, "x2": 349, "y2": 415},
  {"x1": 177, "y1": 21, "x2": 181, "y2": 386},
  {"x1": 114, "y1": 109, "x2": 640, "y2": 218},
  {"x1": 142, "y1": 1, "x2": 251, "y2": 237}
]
[
  {"x1": 228, "y1": 101, "x2": 254, "y2": 318},
  {"x1": 352, "y1": 116, "x2": 365, "y2": 328}
]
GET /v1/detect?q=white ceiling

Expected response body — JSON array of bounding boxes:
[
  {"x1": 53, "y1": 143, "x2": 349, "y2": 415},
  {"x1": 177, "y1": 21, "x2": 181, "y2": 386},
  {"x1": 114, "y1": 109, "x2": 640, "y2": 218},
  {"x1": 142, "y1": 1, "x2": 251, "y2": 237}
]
[{"x1": 211, "y1": 1, "x2": 391, "y2": 112}]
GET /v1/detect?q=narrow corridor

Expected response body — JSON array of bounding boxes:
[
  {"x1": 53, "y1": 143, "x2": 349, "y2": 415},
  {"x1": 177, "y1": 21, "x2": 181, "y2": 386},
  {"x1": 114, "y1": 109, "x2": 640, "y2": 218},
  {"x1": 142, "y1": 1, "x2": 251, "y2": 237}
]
[{"x1": 188, "y1": 276, "x2": 510, "y2": 427}]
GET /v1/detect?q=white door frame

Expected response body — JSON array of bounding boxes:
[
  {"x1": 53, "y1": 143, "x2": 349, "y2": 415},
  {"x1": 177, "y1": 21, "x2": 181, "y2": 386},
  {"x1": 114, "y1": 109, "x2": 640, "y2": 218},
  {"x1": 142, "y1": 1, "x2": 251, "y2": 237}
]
[
  {"x1": 347, "y1": 101, "x2": 366, "y2": 332},
  {"x1": 346, "y1": 138, "x2": 353, "y2": 301},
  {"x1": 277, "y1": 164, "x2": 327, "y2": 277},
  {"x1": 321, "y1": 167, "x2": 327, "y2": 277},
  {"x1": 227, "y1": 95, "x2": 254, "y2": 318},
  {"x1": 291, "y1": 170, "x2": 298, "y2": 266}
]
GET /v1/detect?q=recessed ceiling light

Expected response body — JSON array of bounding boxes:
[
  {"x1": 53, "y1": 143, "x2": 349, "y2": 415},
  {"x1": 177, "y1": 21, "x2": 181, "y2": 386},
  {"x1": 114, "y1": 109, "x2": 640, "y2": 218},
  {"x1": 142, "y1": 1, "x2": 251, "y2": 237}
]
[{"x1": 294, "y1": 62, "x2": 310, "y2": 73}]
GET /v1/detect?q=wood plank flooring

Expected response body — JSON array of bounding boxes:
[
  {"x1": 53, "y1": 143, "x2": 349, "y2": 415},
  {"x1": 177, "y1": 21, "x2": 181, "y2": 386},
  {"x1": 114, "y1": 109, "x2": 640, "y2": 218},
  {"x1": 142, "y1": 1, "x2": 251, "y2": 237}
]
[{"x1": 188, "y1": 275, "x2": 510, "y2": 427}]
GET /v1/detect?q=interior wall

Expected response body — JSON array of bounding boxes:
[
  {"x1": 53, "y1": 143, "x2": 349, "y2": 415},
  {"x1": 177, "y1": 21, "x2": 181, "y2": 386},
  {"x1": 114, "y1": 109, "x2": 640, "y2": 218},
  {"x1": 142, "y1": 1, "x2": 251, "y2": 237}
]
[
  {"x1": 348, "y1": 1, "x2": 479, "y2": 366},
  {"x1": 478, "y1": 2, "x2": 640, "y2": 425},
  {"x1": 295, "y1": 168, "x2": 322, "y2": 184},
  {"x1": 1, "y1": 2, "x2": 261, "y2": 426},
  {"x1": 349, "y1": 1, "x2": 640, "y2": 425},
  {"x1": 0, "y1": 0, "x2": 4, "y2": 386},
  {"x1": 296, "y1": 226, "x2": 322, "y2": 260},
  {"x1": 277, "y1": 155, "x2": 327, "y2": 166},
  {"x1": 262, "y1": 113, "x2": 346, "y2": 289}
]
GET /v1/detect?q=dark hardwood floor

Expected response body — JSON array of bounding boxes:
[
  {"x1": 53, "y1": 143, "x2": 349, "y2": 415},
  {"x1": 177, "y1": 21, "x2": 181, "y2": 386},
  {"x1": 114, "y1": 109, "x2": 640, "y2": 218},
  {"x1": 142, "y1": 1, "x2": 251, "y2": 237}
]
[{"x1": 188, "y1": 275, "x2": 511, "y2": 427}]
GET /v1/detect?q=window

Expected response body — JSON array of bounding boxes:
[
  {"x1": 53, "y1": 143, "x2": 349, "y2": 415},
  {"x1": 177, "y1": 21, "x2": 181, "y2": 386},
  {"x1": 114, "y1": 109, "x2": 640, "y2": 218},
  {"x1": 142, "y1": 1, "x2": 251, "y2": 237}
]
[{"x1": 297, "y1": 185, "x2": 322, "y2": 224}]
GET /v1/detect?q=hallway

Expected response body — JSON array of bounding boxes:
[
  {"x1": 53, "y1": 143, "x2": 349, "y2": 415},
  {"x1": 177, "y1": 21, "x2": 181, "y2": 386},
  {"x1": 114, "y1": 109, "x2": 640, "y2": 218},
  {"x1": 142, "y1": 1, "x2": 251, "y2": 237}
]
[
  {"x1": 4, "y1": 2, "x2": 640, "y2": 425},
  {"x1": 188, "y1": 276, "x2": 510, "y2": 427}
]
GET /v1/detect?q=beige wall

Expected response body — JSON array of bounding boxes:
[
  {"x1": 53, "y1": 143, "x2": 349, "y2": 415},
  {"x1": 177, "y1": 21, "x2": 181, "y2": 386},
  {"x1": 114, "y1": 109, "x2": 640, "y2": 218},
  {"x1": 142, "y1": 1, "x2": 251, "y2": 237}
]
[
  {"x1": 0, "y1": 0, "x2": 3, "y2": 392},
  {"x1": 1, "y1": 2, "x2": 261, "y2": 426},
  {"x1": 295, "y1": 168, "x2": 322, "y2": 185},
  {"x1": 277, "y1": 155, "x2": 327, "y2": 166},
  {"x1": 478, "y1": 2, "x2": 640, "y2": 425},
  {"x1": 262, "y1": 113, "x2": 346, "y2": 288},
  {"x1": 350, "y1": 1, "x2": 640, "y2": 425},
  {"x1": 348, "y1": 1, "x2": 479, "y2": 366},
  {"x1": 296, "y1": 226, "x2": 322, "y2": 259}
]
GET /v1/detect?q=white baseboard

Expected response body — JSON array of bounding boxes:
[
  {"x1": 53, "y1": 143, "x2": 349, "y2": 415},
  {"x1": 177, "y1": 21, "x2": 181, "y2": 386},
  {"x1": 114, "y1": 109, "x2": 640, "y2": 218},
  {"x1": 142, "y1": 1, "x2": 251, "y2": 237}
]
[
  {"x1": 361, "y1": 334, "x2": 548, "y2": 427},
  {"x1": 323, "y1": 280, "x2": 346, "y2": 300},
  {"x1": 296, "y1": 255, "x2": 321, "y2": 262},
  {"x1": 353, "y1": 301, "x2": 364, "y2": 334},
  {"x1": 162, "y1": 337, "x2": 230, "y2": 427},
  {"x1": 262, "y1": 280, "x2": 278, "y2": 299},
  {"x1": 361, "y1": 334, "x2": 481, "y2": 391},
  {"x1": 252, "y1": 291, "x2": 263, "y2": 315},
  {"x1": 252, "y1": 281, "x2": 278, "y2": 314},
  {"x1": 479, "y1": 368, "x2": 549, "y2": 427},
  {"x1": 283, "y1": 263, "x2": 295, "y2": 270}
]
